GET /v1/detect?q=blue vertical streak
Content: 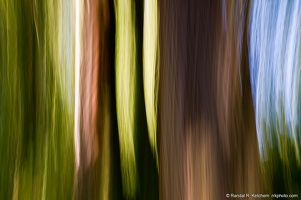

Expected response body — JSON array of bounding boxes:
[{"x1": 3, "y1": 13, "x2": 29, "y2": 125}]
[{"x1": 249, "y1": 0, "x2": 301, "y2": 157}]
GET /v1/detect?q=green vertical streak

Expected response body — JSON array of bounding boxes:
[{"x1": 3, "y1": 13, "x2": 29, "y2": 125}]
[
  {"x1": 143, "y1": 0, "x2": 159, "y2": 169},
  {"x1": 43, "y1": 0, "x2": 75, "y2": 199},
  {"x1": 115, "y1": 0, "x2": 137, "y2": 198},
  {"x1": 0, "y1": 0, "x2": 22, "y2": 199},
  {"x1": 262, "y1": 101, "x2": 301, "y2": 193},
  {"x1": 0, "y1": 0, "x2": 75, "y2": 199}
]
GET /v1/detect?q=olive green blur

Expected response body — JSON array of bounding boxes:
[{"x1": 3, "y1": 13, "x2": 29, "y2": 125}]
[{"x1": 0, "y1": 0, "x2": 75, "y2": 199}]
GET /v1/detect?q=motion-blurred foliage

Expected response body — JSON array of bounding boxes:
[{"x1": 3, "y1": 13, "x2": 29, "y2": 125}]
[
  {"x1": 0, "y1": 0, "x2": 75, "y2": 199},
  {"x1": 261, "y1": 105, "x2": 301, "y2": 194},
  {"x1": 1, "y1": 0, "x2": 301, "y2": 199}
]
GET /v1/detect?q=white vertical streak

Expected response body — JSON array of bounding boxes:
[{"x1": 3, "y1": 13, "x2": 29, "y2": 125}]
[{"x1": 74, "y1": 0, "x2": 81, "y2": 171}]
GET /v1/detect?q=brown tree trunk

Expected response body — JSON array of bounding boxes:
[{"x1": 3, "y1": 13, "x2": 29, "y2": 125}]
[
  {"x1": 158, "y1": 0, "x2": 262, "y2": 199},
  {"x1": 77, "y1": 0, "x2": 112, "y2": 199}
]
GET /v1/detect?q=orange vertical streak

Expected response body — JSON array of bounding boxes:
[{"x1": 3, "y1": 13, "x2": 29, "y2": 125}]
[{"x1": 80, "y1": 0, "x2": 99, "y2": 169}]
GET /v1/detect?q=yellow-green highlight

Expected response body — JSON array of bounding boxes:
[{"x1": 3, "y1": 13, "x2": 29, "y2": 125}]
[
  {"x1": 143, "y1": 0, "x2": 159, "y2": 169},
  {"x1": 115, "y1": 0, "x2": 137, "y2": 198}
]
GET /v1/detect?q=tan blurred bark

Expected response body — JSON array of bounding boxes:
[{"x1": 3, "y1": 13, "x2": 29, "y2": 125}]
[
  {"x1": 77, "y1": 0, "x2": 111, "y2": 199},
  {"x1": 80, "y1": 0, "x2": 100, "y2": 169},
  {"x1": 159, "y1": 0, "x2": 262, "y2": 199}
]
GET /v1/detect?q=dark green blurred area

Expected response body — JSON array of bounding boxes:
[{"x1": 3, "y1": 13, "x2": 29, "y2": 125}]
[
  {"x1": 0, "y1": 0, "x2": 74, "y2": 199},
  {"x1": 262, "y1": 118, "x2": 301, "y2": 195}
]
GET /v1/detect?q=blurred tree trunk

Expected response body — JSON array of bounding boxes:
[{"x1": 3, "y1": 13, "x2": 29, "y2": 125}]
[
  {"x1": 77, "y1": 0, "x2": 109, "y2": 199},
  {"x1": 158, "y1": 0, "x2": 262, "y2": 199}
]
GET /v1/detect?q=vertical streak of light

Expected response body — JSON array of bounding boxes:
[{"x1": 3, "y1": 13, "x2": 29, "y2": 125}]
[
  {"x1": 143, "y1": 0, "x2": 159, "y2": 168},
  {"x1": 249, "y1": 1, "x2": 301, "y2": 160},
  {"x1": 74, "y1": 0, "x2": 81, "y2": 172},
  {"x1": 115, "y1": 0, "x2": 137, "y2": 197}
]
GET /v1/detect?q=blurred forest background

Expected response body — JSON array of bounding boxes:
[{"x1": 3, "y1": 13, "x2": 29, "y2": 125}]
[{"x1": 0, "y1": 0, "x2": 300, "y2": 199}]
